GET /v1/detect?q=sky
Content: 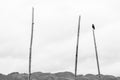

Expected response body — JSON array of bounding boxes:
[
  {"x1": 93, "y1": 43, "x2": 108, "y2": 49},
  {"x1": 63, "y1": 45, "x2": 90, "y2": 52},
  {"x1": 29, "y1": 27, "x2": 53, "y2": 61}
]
[{"x1": 0, "y1": 0, "x2": 120, "y2": 76}]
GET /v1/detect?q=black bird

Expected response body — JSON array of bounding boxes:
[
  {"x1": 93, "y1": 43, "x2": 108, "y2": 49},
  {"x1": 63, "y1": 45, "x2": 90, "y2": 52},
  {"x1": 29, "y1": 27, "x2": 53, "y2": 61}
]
[{"x1": 92, "y1": 24, "x2": 95, "y2": 30}]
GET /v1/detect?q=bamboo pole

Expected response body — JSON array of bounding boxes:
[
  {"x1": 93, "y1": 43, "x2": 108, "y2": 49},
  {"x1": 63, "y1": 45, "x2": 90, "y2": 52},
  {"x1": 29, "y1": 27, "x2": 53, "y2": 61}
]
[
  {"x1": 75, "y1": 16, "x2": 81, "y2": 80},
  {"x1": 92, "y1": 24, "x2": 101, "y2": 80},
  {"x1": 28, "y1": 7, "x2": 34, "y2": 80}
]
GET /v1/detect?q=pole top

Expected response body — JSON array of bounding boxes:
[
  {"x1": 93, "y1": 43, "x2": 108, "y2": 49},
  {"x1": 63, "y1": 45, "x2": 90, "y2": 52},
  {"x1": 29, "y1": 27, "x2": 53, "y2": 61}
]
[{"x1": 79, "y1": 15, "x2": 81, "y2": 18}]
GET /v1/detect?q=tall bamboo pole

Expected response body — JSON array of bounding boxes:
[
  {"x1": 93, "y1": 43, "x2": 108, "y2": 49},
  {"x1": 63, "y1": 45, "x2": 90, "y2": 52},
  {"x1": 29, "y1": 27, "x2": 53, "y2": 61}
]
[
  {"x1": 92, "y1": 24, "x2": 101, "y2": 80},
  {"x1": 28, "y1": 7, "x2": 34, "y2": 80},
  {"x1": 75, "y1": 16, "x2": 81, "y2": 80}
]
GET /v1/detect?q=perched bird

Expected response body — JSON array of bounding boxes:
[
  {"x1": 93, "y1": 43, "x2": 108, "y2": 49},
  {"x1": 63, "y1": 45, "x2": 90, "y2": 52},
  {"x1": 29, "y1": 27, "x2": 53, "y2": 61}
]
[{"x1": 92, "y1": 24, "x2": 95, "y2": 30}]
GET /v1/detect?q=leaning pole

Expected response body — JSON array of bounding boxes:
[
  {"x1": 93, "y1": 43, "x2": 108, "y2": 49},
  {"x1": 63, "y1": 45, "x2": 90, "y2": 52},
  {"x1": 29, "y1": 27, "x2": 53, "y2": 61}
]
[
  {"x1": 28, "y1": 7, "x2": 34, "y2": 80},
  {"x1": 92, "y1": 24, "x2": 101, "y2": 80},
  {"x1": 75, "y1": 16, "x2": 81, "y2": 80}
]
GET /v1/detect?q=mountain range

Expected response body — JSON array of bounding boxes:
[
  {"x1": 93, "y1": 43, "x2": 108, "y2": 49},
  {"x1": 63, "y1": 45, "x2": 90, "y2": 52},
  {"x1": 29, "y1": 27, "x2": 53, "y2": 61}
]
[{"x1": 0, "y1": 71, "x2": 119, "y2": 80}]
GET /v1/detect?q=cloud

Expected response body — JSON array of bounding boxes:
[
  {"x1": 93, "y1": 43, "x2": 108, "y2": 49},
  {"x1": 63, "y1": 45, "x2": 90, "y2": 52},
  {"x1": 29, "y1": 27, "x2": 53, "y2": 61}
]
[{"x1": 0, "y1": 21, "x2": 120, "y2": 75}]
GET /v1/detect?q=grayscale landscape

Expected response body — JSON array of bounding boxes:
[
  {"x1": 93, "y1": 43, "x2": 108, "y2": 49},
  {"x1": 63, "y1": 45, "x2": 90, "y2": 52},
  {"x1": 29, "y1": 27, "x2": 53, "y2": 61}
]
[{"x1": 0, "y1": 0, "x2": 120, "y2": 79}]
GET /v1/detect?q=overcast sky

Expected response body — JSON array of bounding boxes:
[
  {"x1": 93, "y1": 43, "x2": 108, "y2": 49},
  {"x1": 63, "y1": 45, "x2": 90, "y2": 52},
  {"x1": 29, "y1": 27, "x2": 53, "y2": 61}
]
[{"x1": 0, "y1": 0, "x2": 120, "y2": 76}]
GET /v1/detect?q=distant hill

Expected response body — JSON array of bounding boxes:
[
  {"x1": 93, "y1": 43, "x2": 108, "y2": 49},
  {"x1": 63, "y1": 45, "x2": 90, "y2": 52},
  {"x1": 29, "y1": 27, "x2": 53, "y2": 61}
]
[{"x1": 0, "y1": 71, "x2": 120, "y2": 80}]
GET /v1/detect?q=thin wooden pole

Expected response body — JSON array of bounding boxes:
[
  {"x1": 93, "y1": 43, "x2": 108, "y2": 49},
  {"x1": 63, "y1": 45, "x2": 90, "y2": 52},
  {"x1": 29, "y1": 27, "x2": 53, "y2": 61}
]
[
  {"x1": 75, "y1": 16, "x2": 81, "y2": 80},
  {"x1": 28, "y1": 7, "x2": 34, "y2": 80},
  {"x1": 92, "y1": 24, "x2": 101, "y2": 80}
]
